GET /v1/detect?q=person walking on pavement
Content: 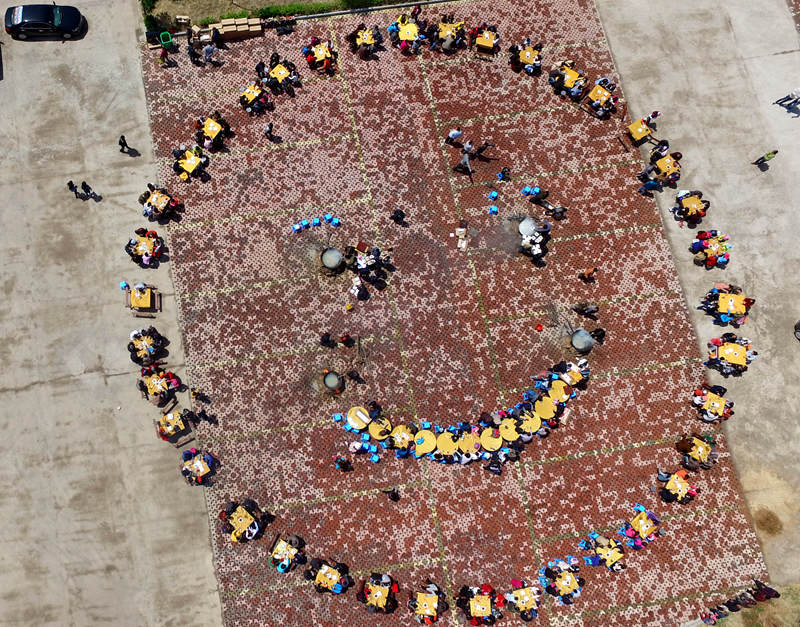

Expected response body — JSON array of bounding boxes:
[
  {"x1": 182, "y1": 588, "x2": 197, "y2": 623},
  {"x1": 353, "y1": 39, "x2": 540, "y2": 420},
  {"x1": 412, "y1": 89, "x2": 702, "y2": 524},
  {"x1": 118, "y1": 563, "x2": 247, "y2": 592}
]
[
  {"x1": 462, "y1": 140, "x2": 474, "y2": 154},
  {"x1": 774, "y1": 87, "x2": 800, "y2": 107},
  {"x1": 67, "y1": 180, "x2": 80, "y2": 198},
  {"x1": 80, "y1": 181, "x2": 96, "y2": 200},
  {"x1": 445, "y1": 126, "x2": 463, "y2": 145},
  {"x1": 119, "y1": 135, "x2": 129, "y2": 153},
  {"x1": 264, "y1": 122, "x2": 275, "y2": 141},
  {"x1": 752, "y1": 150, "x2": 778, "y2": 166}
]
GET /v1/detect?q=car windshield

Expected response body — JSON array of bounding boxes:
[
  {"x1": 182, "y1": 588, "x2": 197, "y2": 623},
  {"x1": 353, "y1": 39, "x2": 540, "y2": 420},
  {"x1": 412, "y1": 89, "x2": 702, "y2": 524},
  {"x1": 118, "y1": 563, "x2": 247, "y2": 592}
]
[{"x1": 53, "y1": 6, "x2": 61, "y2": 26}]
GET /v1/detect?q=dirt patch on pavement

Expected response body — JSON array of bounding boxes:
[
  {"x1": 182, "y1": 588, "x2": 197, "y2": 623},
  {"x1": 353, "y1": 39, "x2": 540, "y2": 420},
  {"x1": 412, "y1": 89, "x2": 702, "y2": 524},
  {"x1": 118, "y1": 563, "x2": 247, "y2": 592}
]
[{"x1": 754, "y1": 508, "x2": 784, "y2": 536}]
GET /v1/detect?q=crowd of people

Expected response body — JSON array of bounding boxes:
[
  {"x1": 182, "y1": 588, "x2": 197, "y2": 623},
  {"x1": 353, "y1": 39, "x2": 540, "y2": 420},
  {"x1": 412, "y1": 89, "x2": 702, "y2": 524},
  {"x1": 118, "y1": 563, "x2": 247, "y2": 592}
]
[
  {"x1": 124, "y1": 228, "x2": 164, "y2": 267},
  {"x1": 705, "y1": 333, "x2": 757, "y2": 376},
  {"x1": 698, "y1": 283, "x2": 754, "y2": 326}
]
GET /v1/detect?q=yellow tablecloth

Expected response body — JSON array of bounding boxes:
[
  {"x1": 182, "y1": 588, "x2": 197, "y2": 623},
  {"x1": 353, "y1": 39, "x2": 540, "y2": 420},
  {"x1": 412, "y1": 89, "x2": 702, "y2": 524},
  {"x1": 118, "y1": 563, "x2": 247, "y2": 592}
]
[
  {"x1": 241, "y1": 83, "x2": 262, "y2": 104},
  {"x1": 519, "y1": 412, "x2": 542, "y2": 434},
  {"x1": 229, "y1": 506, "x2": 255, "y2": 538},
  {"x1": 719, "y1": 342, "x2": 747, "y2": 366},
  {"x1": 182, "y1": 455, "x2": 211, "y2": 477},
  {"x1": 438, "y1": 22, "x2": 461, "y2": 39},
  {"x1": 368, "y1": 416, "x2": 392, "y2": 440},
  {"x1": 680, "y1": 195, "x2": 704, "y2": 216},
  {"x1": 562, "y1": 66, "x2": 581, "y2": 88},
  {"x1": 415, "y1": 592, "x2": 438, "y2": 616},
  {"x1": 702, "y1": 392, "x2": 725, "y2": 416},
  {"x1": 512, "y1": 587, "x2": 538, "y2": 611},
  {"x1": 519, "y1": 45, "x2": 539, "y2": 64},
  {"x1": 147, "y1": 191, "x2": 171, "y2": 211},
  {"x1": 133, "y1": 335, "x2": 154, "y2": 359},
  {"x1": 665, "y1": 473, "x2": 690, "y2": 498},
  {"x1": 436, "y1": 432, "x2": 458, "y2": 455},
  {"x1": 271, "y1": 538, "x2": 298, "y2": 562},
  {"x1": 414, "y1": 429, "x2": 437, "y2": 455},
  {"x1": 135, "y1": 236, "x2": 155, "y2": 255},
  {"x1": 479, "y1": 427, "x2": 502, "y2": 452},
  {"x1": 534, "y1": 397, "x2": 556, "y2": 419},
  {"x1": 158, "y1": 412, "x2": 185, "y2": 435},
  {"x1": 458, "y1": 432, "x2": 480, "y2": 454},
  {"x1": 587, "y1": 84, "x2": 610, "y2": 104},
  {"x1": 399, "y1": 23, "x2": 419, "y2": 41},
  {"x1": 475, "y1": 30, "x2": 497, "y2": 51},
  {"x1": 554, "y1": 571, "x2": 579, "y2": 595},
  {"x1": 656, "y1": 155, "x2": 679, "y2": 176},
  {"x1": 269, "y1": 64, "x2": 290, "y2": 83},
  {"x1": 315, "y1": 564, "x2": 341, "y2": 590},
  {"x1": 499, "y1": 418, "x2": 520, "y2": 441},
  {"x1": 145, "y1": 373, "x2": 168, "y2": 395},
  {"x1": 717, "y1": 293, "x2": 746, "y2": 315},
  {"x1": 596, "y1": 541, "x2": 624, "y2": 567},
  {"x1": 469, "y1": 595, "x2": 492, "y2": 617},
  {"x1": 130, "y1": 287, "x2": 152, "y2": 309},
  {"x1": 689, "y1": 437, "x2": 711, "y2": 463},
  {"x1": 356, "y1": 29, "x2": 374, "y2": 46},
  {"x1": 179, "y1": 151, "x2": 201, "y2": 174},
  {"x1": 203, "y1": 118, "x2": 222, "y2": 139},
  {"x1": 366, "y1": 584, "x2": 390, "y2": 608},
  {"x1": 312, "y1": 44, "x2": 331, "y2": 62},
  {"x1": 630, "y1": 510, "x2": 659, "y2": 539},
  {"x1": 627, "y1": 120, "x2": 651, "y2": 141},
  {"x1": 390, "y1": 424, "x2": 413, "y2": 448},
  {"x1": 346, "y1": 406, "x2": 371, "y2": 430}
]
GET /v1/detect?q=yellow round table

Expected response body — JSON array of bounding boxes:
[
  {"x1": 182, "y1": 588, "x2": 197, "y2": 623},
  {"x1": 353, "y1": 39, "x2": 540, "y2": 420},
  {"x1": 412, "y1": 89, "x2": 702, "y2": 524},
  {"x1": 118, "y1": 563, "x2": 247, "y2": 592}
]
[
  {"x1": 390, "y1": 424, "x2": 413, "y2": 448},
  {"x1": 368, "y1": 416, "x2": 392, "y2": 440},
  {"x1": 498, "y1": 418, "x2": 520, "y2": 442},
  {"x1": 458, "y1": 432, "x2": 480, "y2": 454},
  {"x1": 534, "y1": 397, "x2": 556, "y2": 420},
  {"x1": 414, "y1": 430, "x2": 437, "y2": 456},
  {"x1": 548, "y1": 379, "x2": 572, "y2": 402},
  {"x1": 346, "y1": 406, "x2": 371, "y2": 430},
  {"x1": 436, "y1": 432, "x2": 458, "y2": 455},
  {"x1": 479, "y1": 428, "x2": 502, "y2": 452},
  {"x1": 519, "y1": 412, "x2": 541, "y2": 434}
]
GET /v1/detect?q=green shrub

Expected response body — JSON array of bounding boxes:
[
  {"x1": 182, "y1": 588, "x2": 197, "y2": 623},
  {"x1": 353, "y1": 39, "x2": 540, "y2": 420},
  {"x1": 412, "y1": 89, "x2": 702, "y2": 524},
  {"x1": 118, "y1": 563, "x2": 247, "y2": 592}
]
[
  {"x1": 198, "y1": 16, "x2": 217, "y2": 26},
  {"x1": 143, "y1": 13, "x2": 159, "y2": 31},
  {"x1": 255, "y1": 2, "x2": 339, "y2": 18},
  {"x1": 140, "y1": 0, "x2": 156, "y2": 14},
  {"x1": 220, "y1": 10, "x2": 250, "y2": 19}
]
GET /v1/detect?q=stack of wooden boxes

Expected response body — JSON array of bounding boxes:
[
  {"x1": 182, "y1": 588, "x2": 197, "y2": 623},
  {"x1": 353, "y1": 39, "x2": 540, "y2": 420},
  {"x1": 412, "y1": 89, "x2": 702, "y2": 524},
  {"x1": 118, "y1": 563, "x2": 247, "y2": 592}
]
[{"x1": 204, "y1": 16, "x2": 262, "y2": 40}]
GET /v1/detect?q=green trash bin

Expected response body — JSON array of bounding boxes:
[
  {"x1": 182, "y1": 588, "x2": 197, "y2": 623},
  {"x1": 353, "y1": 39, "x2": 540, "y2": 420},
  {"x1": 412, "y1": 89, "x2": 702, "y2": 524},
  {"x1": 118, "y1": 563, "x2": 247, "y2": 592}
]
[{"x1": 159, "y1": 31, "x2": 173, "y2": 49}]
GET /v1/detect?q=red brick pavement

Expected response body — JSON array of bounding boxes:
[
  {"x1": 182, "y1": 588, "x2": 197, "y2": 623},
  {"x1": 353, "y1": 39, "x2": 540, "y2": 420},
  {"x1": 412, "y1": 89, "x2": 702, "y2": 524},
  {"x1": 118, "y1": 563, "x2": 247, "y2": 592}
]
[{"x1": 140, "y1": 0, "x2": 766, "y2": 624}]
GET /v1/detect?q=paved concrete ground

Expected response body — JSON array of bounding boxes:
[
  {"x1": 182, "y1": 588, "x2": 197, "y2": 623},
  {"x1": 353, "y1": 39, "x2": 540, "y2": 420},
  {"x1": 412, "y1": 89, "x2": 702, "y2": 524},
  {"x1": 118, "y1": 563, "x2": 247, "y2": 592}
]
[
  {"x1": 595, "y1": 0, "x2": 800, "y2": 588},
  {"x1": 0, "y1": 0, "x2": 221, "y2": 625}
]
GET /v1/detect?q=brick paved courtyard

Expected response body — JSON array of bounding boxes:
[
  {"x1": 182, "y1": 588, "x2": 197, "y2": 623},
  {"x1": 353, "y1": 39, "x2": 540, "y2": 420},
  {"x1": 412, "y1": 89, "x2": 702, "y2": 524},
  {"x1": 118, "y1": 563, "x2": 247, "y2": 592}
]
[{"x1": 141, "y1": 0, "x2": 767, "y2": 624}]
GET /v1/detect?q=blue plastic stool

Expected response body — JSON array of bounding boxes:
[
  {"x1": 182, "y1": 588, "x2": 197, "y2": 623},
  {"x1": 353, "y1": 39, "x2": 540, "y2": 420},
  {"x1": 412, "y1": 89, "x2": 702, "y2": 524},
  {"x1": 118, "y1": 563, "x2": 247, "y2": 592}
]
[
  {"x1": 300, "y1": 219, "x2": 310, "y2": 229},
  {"x1": 521, "y1": 185, "x2": 532, "y2": 195},
  {"x1": 488, "y1": 190, "x2": 498, "y2": 199},
  {"x1": 331, "y1": 217, "x2": 341, "y2": 227},
  {"x1": 488, "y1": 205, "x2": 498, "y2": 215},
  {"x1": 370, "y1": 453, "x2": 380, "y2": 463},
  {"x1": 292, "y1": 224, "x2": 302, "y2": 233},
  {"x1": 323, "y1": 213, "x2": 333, "y2": 223},
  {"x1": 360, "y1": 432, "x2": 370, "y2": 442},
  {"x1": 311, "y1": 217, "x2": 321, "y2": 226},
  {"x1": 332, "y1": 413, "x2": 343, "y2": 422}
]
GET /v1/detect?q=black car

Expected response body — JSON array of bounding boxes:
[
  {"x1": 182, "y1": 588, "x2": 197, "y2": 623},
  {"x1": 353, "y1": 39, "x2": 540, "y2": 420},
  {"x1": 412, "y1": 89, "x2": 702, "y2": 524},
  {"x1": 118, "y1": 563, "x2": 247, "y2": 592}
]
[{"x1": 4, "y1": 4, "x2": 86, "y2": 40}]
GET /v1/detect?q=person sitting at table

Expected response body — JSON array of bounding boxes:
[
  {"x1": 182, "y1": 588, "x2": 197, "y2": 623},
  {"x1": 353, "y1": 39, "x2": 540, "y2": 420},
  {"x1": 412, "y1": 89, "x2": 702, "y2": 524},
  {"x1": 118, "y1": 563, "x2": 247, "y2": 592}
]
[
  {"x1": 503, "y1": 579, "x2": 541, "y2": 621},
  {"x1": 456, "y1": 584, "x2": 504, "y2": 624},
  {"x1": 579, "y1": 532, "x2": 627, "y2": 572},
  {"x1": 656, "y1": 468, "x2": 698, "y2": 504},
  {"x1": 269, "y1": 51, "x2": 281, "y2": 68},
  {"x1": 255, "y1": 60, "x2": 267, "y2": 78},
  {"x1": 618, "y1": 504, "x2": 661, "y2": 548},
  {"x1": 676, "y1": 433, "x2": 718, "y2": 471},
  {"x1": 649, "y1": 139, "x2": 670, "y2": 163},
  {"x1": 356, "y1": 572, "x2": 399, "y2": 614},
  {"x1": 407, "y1": 578, "x2": 449, "y2": 623}
]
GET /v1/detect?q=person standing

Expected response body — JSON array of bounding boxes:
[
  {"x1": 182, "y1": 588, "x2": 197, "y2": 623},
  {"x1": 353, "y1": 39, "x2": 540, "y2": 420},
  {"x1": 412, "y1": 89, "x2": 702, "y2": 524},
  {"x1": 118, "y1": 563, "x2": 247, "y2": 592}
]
[
  {"x1": 774, "y1": 87, "x2": 800, "y2": 107},
  {"x1": 80, "y1": 181, "x2": 94, "y2": 199},
  {"x1": 578, "y1": 267, "x2": 598, "y2": 282},
  {"x1": 67, "y1": 180, "x2": 80, "y2": 198},
  {"x1": 445, "y1": 126, "x2": 463, "y2": 145},
  {"x1": 462, "y1": 140, "x2": 474, "y2": 153},
  {"x1": 263, "y1": 122, "x2": 274, "y2": 140},
  {"x1": 203, "y1": 43, "x2": 215, "y2": 63},
  {"x1": 752, "y1": 150, "x2": 778, "y2": 166},
  {"x1": 118, "y1": 135, "x2": 129, "y2": 153}
]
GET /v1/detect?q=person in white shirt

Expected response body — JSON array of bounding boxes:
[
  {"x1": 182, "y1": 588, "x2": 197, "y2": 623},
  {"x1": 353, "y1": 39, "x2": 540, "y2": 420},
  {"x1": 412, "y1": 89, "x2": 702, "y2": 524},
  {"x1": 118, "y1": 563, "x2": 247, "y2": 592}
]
[{"x1": 775, "y1": 87, "x2": 800, "y2": 107}]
